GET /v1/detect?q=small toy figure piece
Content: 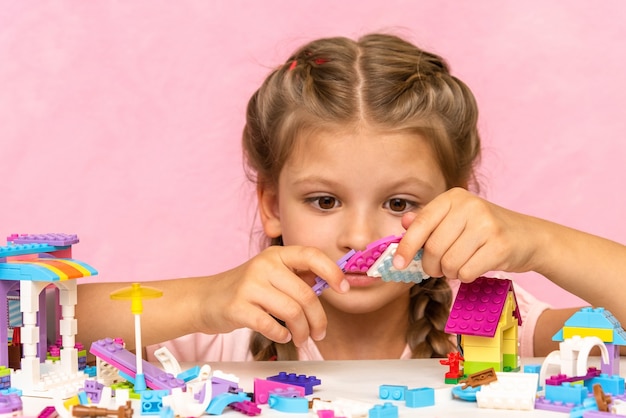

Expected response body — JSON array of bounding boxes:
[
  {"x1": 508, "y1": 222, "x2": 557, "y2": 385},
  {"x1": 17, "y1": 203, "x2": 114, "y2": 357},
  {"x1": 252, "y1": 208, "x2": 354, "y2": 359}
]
[
  {"x1": 71, "y1": 400, "x2": 133, "y2": 418},
  {"x1": 593, "y1": 383, "x2": 612, "y2": 412},
  {"x1": 439, "y1": 352, "x2": 464, "y2": 384},
  {"x1": 460, "y1": 368, "x2": 497, "y2": 390},
  {"x1": 110, "y1": 283, "x2": 163, "y2": 391}
]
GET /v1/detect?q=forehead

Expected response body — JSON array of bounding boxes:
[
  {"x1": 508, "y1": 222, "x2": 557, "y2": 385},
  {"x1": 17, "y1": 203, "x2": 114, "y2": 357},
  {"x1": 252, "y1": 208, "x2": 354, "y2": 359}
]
[{"x1": 282, "y1": 127, "x2": 446, "y2": 193}]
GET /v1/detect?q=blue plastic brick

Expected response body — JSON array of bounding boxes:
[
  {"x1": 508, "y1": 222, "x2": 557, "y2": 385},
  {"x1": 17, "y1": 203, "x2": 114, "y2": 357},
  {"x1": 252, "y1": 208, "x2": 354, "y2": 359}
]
[
  {"x1": 206, "y1": 392, "x2": 250, "y2": 415},
  {"x1": 268, "y1": 393, "x2": 309, "y2": 413},
  {"x1": 369, "y1": 402, "x2": 398, "y2": 418},
  {"x1": 588, "y1": 374, "x2": 625, "y2": 395},
  {"x1": 141, "y1": 390, "x2": 169, "y2": 415},
  {"x1": 177, "y1": 365, "x2": 201, "y2": 382},
  {"x1": 379, "y1": 384, "x2": 407, "y2": 400},
  {"x1": 544, "y1": 382, "x2": 588, "y2": 405},
  {"x1": 405, "y1": 387, "x2": 435, "y2": 408}
]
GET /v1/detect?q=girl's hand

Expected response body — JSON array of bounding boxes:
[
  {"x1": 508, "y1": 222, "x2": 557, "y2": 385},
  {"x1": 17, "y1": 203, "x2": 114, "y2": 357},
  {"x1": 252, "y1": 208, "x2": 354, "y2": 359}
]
[
  {"x1": 196, "y1": 246, "x2": 349, "y2": 347},
  {"x1": 392, "y1": 188, "x2": 540, "y2": 282}
]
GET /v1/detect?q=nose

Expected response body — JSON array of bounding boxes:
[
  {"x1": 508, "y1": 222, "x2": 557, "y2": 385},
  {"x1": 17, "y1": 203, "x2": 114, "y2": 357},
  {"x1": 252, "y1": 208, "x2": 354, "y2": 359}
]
[{"x1": 337, "y1": 208, "x2": 379, "y2": 252}]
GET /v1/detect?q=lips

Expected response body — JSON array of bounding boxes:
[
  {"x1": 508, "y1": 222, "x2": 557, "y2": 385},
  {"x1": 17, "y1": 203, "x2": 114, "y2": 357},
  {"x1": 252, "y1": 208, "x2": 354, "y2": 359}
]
[{"x1": 344, "y1": 273, "x2": 380, "y2": 287}]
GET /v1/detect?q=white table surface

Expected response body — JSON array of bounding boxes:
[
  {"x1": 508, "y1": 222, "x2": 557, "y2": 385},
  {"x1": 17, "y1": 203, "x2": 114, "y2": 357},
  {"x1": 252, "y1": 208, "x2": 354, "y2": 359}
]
[{"x1": 22, "y1": 357, "x2": 616, "y2": 417}]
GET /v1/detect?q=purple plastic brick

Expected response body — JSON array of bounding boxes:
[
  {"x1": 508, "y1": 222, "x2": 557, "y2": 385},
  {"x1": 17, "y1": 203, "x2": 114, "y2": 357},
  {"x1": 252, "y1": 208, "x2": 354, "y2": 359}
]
[
  {"x1": 212, "y1": 376, "x2": 241, "y2": 397},
  {"x1": 0, "y1": 393, "x2": 22, "y2": 414},
  {"x1": 343, "y1": 235, "x2": 402, "y2": 273},
  {"x1": 90, "y1": 338, "x2": 185, "y2": 391},
  {"x1": 312, "y1": 249, "x2": 356, "y2": 296},
  {"x1": 84, "y1": 380, "x2": 104, "y2": 403},
  {"x1": 7, "y1": 233, "x2": 79, "y2": 246},
  {"x1": 267, "y1": 372, "x2": 321, "y2": 395},
  {"x1": 445, "y1": 277, "x2": 522, "y2": 337}
]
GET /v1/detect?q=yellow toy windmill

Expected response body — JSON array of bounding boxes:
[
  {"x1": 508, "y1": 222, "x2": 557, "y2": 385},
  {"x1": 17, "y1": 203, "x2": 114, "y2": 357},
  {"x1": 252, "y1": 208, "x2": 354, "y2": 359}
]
[{"x1": 110, "y1": 282, "x2": 163, "y2": 391}]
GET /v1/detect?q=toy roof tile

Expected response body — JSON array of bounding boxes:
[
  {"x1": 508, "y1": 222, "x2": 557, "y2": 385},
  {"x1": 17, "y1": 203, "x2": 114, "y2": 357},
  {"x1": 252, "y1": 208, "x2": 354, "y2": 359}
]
[
  {"x1": 445, "y1": 277, "x2": 522, "y2": 338},
  {"x1": 552, "y1": 307, "x2": 626, "y2": 344}
]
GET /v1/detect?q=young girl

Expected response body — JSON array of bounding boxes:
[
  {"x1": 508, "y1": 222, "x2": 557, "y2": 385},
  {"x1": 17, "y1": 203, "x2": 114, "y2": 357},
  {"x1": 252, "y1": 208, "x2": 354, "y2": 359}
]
[{"x1": 76, "y1": 32, "x2": 626, "y2": 362}]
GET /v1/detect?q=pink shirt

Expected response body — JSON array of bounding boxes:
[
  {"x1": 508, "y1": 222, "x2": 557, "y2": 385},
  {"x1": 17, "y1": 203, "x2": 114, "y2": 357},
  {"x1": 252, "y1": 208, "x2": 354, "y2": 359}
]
[{"x1": 146, "y1": 278, "x2": 551, "y2": 363}]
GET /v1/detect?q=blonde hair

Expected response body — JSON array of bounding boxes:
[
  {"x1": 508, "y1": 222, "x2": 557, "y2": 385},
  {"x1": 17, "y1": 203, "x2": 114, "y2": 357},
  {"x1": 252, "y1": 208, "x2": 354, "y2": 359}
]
[{"x1": 243, "y1": 33, "x2": 481, "y2": 360}]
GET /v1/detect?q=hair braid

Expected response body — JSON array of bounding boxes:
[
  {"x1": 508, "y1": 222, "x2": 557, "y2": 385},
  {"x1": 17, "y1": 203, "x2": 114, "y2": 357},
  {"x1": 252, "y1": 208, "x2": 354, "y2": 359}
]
[{"x1": 407, "y1": 278, "x2": 456, "y2": 358}]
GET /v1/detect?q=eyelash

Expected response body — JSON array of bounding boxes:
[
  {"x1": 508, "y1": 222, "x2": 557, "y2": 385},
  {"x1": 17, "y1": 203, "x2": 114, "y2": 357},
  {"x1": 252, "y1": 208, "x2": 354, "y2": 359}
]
[
  {"x1": 383, "y1": 198, "x2": 418, "y2": 214},
  {"x1": 305, "y1": 196, "x2": 340, "y2": 210},
  {"x1": 305, "y1": 196, "x2": 418, "y2": 214}
]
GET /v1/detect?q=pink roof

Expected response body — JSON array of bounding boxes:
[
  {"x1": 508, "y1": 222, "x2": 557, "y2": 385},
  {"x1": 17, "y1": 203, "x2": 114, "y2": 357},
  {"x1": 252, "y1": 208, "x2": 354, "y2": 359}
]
[{"x1": 445, "y1": 277, "x2": 522, "y2": 337}]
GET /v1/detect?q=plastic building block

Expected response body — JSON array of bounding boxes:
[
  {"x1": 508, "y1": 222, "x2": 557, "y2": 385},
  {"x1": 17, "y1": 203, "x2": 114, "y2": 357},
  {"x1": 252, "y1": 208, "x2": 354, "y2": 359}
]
[
  {"x1": 474, "y1": 371, "x2": 538, "y2": 410},
  {"x1": 367, "y1": 244, "x2": 429, "y2": 283},
  {"x1": 0, "y1": 393, "x2": 22, "y2": 416},
  {"x1": 344, "y1": 235, "x2": 402, "y2": 273},
  {"x1": 378, "y1": 384, "x2": 407, "y2": 400},
  {"x1": 544, "y1": 382, "x2": 589, "y2": 405},
  {"x1": 7, "y1": 233, "x2": 79, "y2": 246},
  {"x1": 83, "y1": 380, "x2": 104, "y2": 403},
  {"x1": 368, "y1": 402, "x2": 398, "y2": 418},
  {"x1": 71, "y1": 400, "x2": 133, "y2": 418},
  {"x1": 37, "y1": 405, "x2": 59, "y2": 418},
  {"x1": 163, "y1": 381, "x2": 212, "y2": 418},
  {"x1": 211, "y1": 375, "x2": 242, "y2": 397},
  {"x1": 589, "y1": 373, "x2": 625, "y2": 395},
  {"x1": 89, "y1": 338, "x2": 186, "y2": 391},
  {"x1": 153, "y1": 346, "x2": 182, "y2": 376},
  {"x1": 230, "y1": 400, "x2": 261, "y2": 416},
  {"x1": 451, "y1": 385, "x2": 480, "y2": 401},
  {"x1": 268, "y1": 393, "x2": 309, "y2": 413},
  {"x1": 0, "y1": 242, "x2": 60, "y2": 258},
  {"x1": 445, "y1": 277, "x2": 521, "y2": 338},
  {"x1": 405, "y1": 387, "x2": 435, "y2": 408},
  {"x1": 267, "y1": 372, "x2": 321, "y2": 395},
  {"x1": 312, "y1": 250, "x2": 355, "y2": 295},
  {"x1": 312, "y1": 397, "x2": 373, "y2": 417},
  {"x1": 253, "y1": 378, "x2": 305, "y2": 404},
  {"x1": 524, "y1": 364, "x2": 541, "y2": 374},
  {"x1": 205, "y1": 392, "x2": 250, "y2": 415},
  {"x1": 460, "y1": 368, "x2": 497, "y2": 389},
  {"x1": 141, "y1": 390, "x2": 169, "y2": 415},
  {"x1": 176, "y1": 365, "x2": 200, "y2": 382}
]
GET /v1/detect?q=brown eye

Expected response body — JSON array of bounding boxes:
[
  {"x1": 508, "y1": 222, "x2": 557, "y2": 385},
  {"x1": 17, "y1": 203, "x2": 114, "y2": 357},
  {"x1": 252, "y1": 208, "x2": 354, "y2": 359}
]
[
  {"x1": 317, "y1": 196, "x2": 337, "y2": 209},
  {"x1": 388, "y1": 198, "x2": 407, "y2": 212}
]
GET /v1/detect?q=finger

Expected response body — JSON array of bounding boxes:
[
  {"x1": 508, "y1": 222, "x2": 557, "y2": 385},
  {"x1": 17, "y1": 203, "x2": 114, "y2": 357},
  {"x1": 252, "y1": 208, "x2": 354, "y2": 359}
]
[
  {"x1": 264, "y1": 269, "x2": 329, "y2": 343},
  {"x1": 393, "y1": 194, "x2": 453, "y2": 269},
  {"x1": 455, "y1": 243, "x2": 495, "y2": 282},
  {"x1": 437, "y1": 228, "x2": 486, "y2": 280},
  {"x1": 244, "y1": 305, "x2": 293, "y2": 344},
  {"x1": 279, "y1": 246, "x2": 350, "y2": 294}
]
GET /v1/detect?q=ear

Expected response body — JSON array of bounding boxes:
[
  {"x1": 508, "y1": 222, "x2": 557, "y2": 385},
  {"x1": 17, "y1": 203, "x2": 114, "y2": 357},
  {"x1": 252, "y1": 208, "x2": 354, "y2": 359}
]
[{"x1": 257, "y1": 182, "x2": 282, "y2": 238}]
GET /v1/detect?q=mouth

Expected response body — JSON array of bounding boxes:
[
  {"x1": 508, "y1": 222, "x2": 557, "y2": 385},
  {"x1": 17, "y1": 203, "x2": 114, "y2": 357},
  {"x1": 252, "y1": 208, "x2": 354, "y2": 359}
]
[{"x1": 344, "y1": 273, "x2": 380, "y2": 287}]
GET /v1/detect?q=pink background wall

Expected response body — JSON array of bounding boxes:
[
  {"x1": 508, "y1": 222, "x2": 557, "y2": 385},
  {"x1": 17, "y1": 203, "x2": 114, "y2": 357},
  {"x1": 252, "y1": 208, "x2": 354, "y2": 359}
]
[{"x1": 2, "y1": 1, "x2": 625, "y2": 308}]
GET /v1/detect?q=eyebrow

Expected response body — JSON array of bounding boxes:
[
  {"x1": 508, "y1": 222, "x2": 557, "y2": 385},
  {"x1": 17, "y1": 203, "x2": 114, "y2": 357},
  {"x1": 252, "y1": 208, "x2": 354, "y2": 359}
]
[{"x1": 290, "y1": 175, "x2": 437, "y2": 193}]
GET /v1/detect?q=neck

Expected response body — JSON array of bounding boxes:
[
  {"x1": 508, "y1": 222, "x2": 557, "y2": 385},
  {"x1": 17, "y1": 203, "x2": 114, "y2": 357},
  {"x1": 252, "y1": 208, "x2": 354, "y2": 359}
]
[{"x1": 315, "y1": 295, "x2": 411, "y2": 360}]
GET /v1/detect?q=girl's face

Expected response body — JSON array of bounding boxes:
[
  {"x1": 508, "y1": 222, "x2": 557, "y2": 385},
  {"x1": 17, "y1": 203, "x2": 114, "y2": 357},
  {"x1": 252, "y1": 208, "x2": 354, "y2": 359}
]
[{"x1": 260, "y1": 126, "x2": 447, "y2": 313}]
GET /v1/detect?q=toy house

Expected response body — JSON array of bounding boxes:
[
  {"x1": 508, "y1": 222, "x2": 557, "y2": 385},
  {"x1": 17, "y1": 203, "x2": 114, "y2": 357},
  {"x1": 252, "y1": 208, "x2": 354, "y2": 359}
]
[
  {"x1": 445, "y1": 276, "x2": 522, "y2": 375},
  {"x1": 0, "y1": 233, "x2": 97, "y2": 397}
]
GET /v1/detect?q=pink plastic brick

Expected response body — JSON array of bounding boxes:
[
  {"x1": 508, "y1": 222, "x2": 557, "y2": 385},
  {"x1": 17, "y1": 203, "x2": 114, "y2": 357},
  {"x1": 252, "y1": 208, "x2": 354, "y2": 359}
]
[
  {"x1": 445, "y1": 277, "x2": 522, "y2": 337},
  {"x1": 343, "y1": 235, "x2": 402, "y2": 273}
]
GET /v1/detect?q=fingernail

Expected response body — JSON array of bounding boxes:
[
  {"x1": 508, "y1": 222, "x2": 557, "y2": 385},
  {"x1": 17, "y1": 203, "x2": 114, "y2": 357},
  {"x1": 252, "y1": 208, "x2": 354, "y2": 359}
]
[
  {"x1": 340, "y1": 279, "x2": 350, "y2": 293},
  {"x1": 393, "y1": 255, "x2": 405, "y2": 269},
  {"x1": 313, "y1": 329, "x2": 326, "y2": 341}
]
